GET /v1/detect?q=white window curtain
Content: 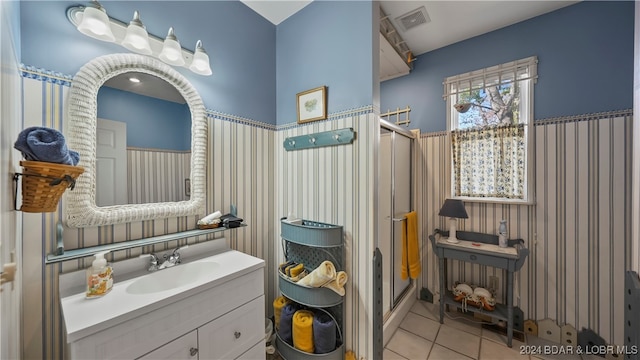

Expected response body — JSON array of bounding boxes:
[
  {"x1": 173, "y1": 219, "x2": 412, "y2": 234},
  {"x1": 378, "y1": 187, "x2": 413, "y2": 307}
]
[{"x1": 451, "y1": 124, "x2": 525, "y2": 199}]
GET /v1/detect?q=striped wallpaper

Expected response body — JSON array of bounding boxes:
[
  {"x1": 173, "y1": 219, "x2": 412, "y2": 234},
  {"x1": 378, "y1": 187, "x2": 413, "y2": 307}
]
[
  {"x1": 127, "y1": 148, "x2": 191, "y2": 204},
  {"x1": 19, "y1": 67, "x2": 632, "y2": 358},
  {"x1": 20, "y1": 74, "x2": 275, "y2": 360},
  {"x1": 274, "y1": 110, "x2": 378, "y2": 359},
  {"x1": 418, "y1": 110, "x2": 632, "y2": 347}
]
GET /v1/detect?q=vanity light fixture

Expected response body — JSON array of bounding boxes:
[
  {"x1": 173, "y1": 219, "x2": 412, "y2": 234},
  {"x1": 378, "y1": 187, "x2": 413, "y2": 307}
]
[
  {"x1": 158, "y1": 28, "x2": 186, "y2": 66},
  {"x1": 189, "y1": 40, "x2": 213, "y2": 76},
  {"x1": 121, "y1": 11, "x2": 152, "y2": 55},
  {"x1": 75, "y1": 0, "x2": 115, "y2": 42},
  {"x1": 66, "y1": 2, "x2": 212, "y2": 76}
]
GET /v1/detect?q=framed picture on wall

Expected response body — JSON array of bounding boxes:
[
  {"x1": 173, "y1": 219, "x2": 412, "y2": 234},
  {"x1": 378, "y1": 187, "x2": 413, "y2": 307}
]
[{"x1": 297, "y1": 86, "x2": 327, "y2": 124}]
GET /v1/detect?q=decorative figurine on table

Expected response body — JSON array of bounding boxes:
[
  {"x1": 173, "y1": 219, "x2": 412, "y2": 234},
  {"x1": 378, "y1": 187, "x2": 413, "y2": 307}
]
[{"x1": 452, "y1": 282, "x2": 496, "y2": 311}]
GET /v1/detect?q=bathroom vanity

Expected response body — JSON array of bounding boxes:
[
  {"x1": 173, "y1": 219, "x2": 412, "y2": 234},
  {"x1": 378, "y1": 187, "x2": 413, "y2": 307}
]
[{"x1": 60, "y1": 245, "x2": 265, "y2": 359}]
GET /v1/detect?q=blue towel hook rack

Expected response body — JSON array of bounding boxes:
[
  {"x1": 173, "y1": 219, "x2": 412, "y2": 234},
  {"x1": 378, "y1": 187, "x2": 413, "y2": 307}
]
[{"x1": 283, "y1": 128, "x2": 355, "y2": 151}]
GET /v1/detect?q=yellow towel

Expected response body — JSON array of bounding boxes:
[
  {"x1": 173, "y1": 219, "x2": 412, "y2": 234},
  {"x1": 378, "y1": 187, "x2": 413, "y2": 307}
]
[
  {"x1": 297, "y1": 260, "x2": 336, "y2": 287},
  {"x1": 345, "y1": 350, "x2": 357, "y2": 360},
  {"x1": 292, "y1": 310, "x2": 315, "y2": 353},
  {"x1": 401, "y1": 211, "x2": 420, "y2": 280},
  {"x1": 289, "y1": 263, "x2": 305, "y2": 277},
  {"x1": 273, "y1": 296, "x2": 289, "y2": 330},
  {"x1": 322, "y1": 271, "x2": 348, "y2": 296}
]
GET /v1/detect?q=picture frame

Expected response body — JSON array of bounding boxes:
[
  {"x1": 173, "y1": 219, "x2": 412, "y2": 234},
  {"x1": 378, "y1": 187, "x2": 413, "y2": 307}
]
[{"x1": 297, "y1": 86, "x2": 327, "y2": 124}]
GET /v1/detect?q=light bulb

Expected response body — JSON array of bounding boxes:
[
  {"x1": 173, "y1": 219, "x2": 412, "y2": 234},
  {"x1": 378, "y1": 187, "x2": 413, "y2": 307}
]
[
  {"x1": 121, "y1": 11, "x2": 152, "y2": 55},
  {"x1": 189, "y1": 40, "x2": 212, "y2": 76},
  {"x1": 76, "y1": 1, "x2": 115, "y2": 42},
  {"x1": 159, "y1": 27, "x2": 185, "y2": 66}
]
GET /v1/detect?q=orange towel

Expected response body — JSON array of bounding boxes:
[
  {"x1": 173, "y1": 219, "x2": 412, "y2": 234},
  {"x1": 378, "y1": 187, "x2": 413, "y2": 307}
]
[
  {"x1": 292, "y1": 310, "x2": 315, "y2": 353},
  {"x1": 401, "y1": 211, "x2": 420, "y2": 280}
]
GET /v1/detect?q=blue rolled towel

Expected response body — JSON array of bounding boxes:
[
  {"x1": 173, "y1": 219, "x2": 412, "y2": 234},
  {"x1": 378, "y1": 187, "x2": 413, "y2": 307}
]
[
  {"x1": 313, "y1": 311, "x2": 336, "y2": 354},
  {"x1": 14, "y1": 127, "x2": 79, "y2": 166},
  {"x1": 279, "y1": 302, "x2": 299, "y2": 346}
]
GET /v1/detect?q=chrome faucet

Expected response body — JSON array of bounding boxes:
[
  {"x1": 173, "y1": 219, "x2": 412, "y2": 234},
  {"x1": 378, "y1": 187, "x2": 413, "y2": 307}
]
[
  {"x1": 141, "y1": 245, "x2": 189, "y2": 271},
  {"x1": 158, "y1": 245, "x2": 189, "y2": 270},
  {"x1": 140, "y1": 253, "x2": 161, "y2": 272}
]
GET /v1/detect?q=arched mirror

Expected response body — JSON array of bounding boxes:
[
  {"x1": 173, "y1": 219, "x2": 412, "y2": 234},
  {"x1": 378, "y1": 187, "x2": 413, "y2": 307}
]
[
  {"x1": 96, "y1": 72, "x2": 191, "y2": 206},
  {"x1": 66, "y1": 53, "x2": 206, "y2": 227}
]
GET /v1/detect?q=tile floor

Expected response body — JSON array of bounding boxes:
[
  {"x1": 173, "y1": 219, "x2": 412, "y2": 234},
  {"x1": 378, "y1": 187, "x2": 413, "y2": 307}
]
[
  {"x1": 271, "y1": 299, "x2": 602, "y2": 360},
  {"x1": 384, "y1": 300, "x2": 596, "y2": 360}
]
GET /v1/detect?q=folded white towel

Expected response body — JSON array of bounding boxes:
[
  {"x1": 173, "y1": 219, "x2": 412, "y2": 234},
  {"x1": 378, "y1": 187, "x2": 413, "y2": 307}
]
[
  {"x1": 198, "y1": 211, "x2": 222, "y2": 225},
  {"x1": 297, "y1": 261, "x2": 336, "y2": 287},
  {"x1": 322, "y1": 271, "x2": 348, "y2": 296}
]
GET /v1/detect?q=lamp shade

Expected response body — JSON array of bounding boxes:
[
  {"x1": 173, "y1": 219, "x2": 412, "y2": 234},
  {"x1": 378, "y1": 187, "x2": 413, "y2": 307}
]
[
  {"x1": 76, "y1": 1, "x2": 115, "y2": 42},
  {"x1": 438, "y1": 199, "x2": 468, "y2": 219},
  {"x1": 121, "y1": 11, "x2": 152, "y2": 55},
  {"x1": 159, "y1": 27, "x2": 185, "y2": 66},
  {"x1": 189, "y1": 40, "x2": 212, "y2": 76}
]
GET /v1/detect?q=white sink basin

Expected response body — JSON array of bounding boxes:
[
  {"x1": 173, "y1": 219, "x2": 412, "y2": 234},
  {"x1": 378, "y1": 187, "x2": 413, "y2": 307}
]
[{"x1": 126, "y1": 261, "x2": 220, "y2": 295}]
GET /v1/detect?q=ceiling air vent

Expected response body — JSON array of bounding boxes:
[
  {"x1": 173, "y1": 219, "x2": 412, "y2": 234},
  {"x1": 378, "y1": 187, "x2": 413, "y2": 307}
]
[{"x1": 395, "y1": 6, "x2": 430, "y2": 32}]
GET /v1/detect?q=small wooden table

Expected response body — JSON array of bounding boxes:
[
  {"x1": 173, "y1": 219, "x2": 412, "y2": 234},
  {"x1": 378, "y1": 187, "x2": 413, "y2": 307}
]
[{"x1": 429, "y1": 229, "x2": 529, "y2": 347}]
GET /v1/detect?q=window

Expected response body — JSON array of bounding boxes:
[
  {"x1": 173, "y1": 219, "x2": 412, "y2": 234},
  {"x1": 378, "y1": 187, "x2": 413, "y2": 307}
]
[{"x1": 444, "y1": 56, "x2": 536, "y2": 203}]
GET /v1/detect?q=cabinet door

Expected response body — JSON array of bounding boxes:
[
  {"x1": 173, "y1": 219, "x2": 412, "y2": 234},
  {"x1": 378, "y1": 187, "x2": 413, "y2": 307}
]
[
  {"x1": 198, "y1": 296, "x2": 264, "y2": 360},
  {"x1": 137, "y1": 330, "x2": 198, "y2": 360}
]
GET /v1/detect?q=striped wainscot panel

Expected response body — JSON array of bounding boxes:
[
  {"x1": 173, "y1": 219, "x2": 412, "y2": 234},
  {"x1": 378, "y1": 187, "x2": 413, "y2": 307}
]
[
  {"x1": 20, "y1": 72, "x2": 275, "y2": 360},
  {"x1": 127, "y1": 148, "x2": 191, "y2": 204},
  {"x1": 418, "y1": 110, "x2": 632, "y2": 346},
  {"x1": 275, "y1": 109, "x2": 378, "y2": 359}
]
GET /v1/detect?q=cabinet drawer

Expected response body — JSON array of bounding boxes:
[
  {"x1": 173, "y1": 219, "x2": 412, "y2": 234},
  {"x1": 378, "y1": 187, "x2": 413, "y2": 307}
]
[
  {"x1": 199, "y1": 296, "x2": 265, "y2": 360},
  {"x1": 443, "y1": 248, "x2": 509, "y2": 269}
]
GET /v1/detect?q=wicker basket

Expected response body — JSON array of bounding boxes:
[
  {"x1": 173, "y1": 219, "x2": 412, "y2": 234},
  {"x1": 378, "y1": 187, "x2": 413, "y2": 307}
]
[
  {"x1": 197, "y1": 222, "x2": 220, "y2": 230},
  {"x1": 19, "y1": 161, "x2": 84, "y2": 213}
]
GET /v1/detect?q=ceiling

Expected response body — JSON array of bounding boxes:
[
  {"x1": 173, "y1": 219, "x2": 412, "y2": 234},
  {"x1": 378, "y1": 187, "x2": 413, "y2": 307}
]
[
  {"x1": 242, "y1": 0, "x2": 579, "y2": 54},
  {"x1": 103, "y1": 72, "x2": 186, "y2": 104},
  {"x1": 108, "y1": 1, "x2": 581, "y2": 100},
  {"x1": 242, "y1": 0, "x2": 578, "y2": 80}
]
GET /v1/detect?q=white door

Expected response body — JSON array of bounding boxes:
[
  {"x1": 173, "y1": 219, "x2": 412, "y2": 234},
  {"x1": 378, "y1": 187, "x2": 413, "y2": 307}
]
[
  {"x1": 1, "y1": 2, "x2": 22, "y2": 358},
  {"x1": 96, "y1": 118, "x2": 127, "y2": 206}
]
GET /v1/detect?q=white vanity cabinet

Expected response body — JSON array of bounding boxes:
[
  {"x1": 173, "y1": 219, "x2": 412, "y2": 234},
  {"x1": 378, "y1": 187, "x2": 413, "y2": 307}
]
[
  {"x1": 138, "y1": 296, "x2": 264, "y2": 360},
  {"x1": 61, "y1": 249, "x2": 265, "y2": 360}
]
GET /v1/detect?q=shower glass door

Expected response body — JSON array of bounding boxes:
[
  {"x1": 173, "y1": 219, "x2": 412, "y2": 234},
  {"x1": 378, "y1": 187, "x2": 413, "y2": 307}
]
[{"x1": 379, "y1": 126, "x2": 413, "y2": 319}]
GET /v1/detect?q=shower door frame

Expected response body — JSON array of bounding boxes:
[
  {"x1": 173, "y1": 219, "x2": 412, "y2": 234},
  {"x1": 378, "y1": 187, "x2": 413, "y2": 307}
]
[{"x1": 380, "y1": 118, "x2": 416, "y2": 319}]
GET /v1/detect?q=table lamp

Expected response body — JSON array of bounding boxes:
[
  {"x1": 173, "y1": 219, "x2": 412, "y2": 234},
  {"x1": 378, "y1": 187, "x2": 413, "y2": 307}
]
[{"x1": 438, "y1": 199, "x2": 468, "y2": 243}]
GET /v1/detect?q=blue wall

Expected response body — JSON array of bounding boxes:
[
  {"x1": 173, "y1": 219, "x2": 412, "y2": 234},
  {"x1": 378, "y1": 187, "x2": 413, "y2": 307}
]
[
  {"x1": 97, "y1": 86, "x2": 191, "y2": 150},
  {"x1": 276, "y1": 1, "x2": 375, "y2": 125},
  {"x1": 20, "y1": 1, "x2": 277, "y2": 125},
  {"x1": 381, "y1": 1, "x2": 634, "y2": 133}
]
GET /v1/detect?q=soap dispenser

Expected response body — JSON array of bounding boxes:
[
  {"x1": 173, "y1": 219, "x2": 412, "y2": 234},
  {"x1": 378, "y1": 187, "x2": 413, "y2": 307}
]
[
  {"x1": 86, "y1": 251, "x2": 113, "y2": 299},
  {"x1": 498, "y1": 220, "x2": 508, "y2": 248}
]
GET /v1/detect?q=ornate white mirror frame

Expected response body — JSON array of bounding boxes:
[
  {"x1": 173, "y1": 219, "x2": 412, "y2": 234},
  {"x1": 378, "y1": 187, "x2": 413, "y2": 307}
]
[{"x1": 65, "y1": 53, "x2": 206, "y2": 228}]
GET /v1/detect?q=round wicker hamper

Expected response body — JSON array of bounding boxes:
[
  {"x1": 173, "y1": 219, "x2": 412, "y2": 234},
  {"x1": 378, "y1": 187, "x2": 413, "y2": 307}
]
[{"x1": 19, "y1": 160, "x2": 84, "y2": 213}]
